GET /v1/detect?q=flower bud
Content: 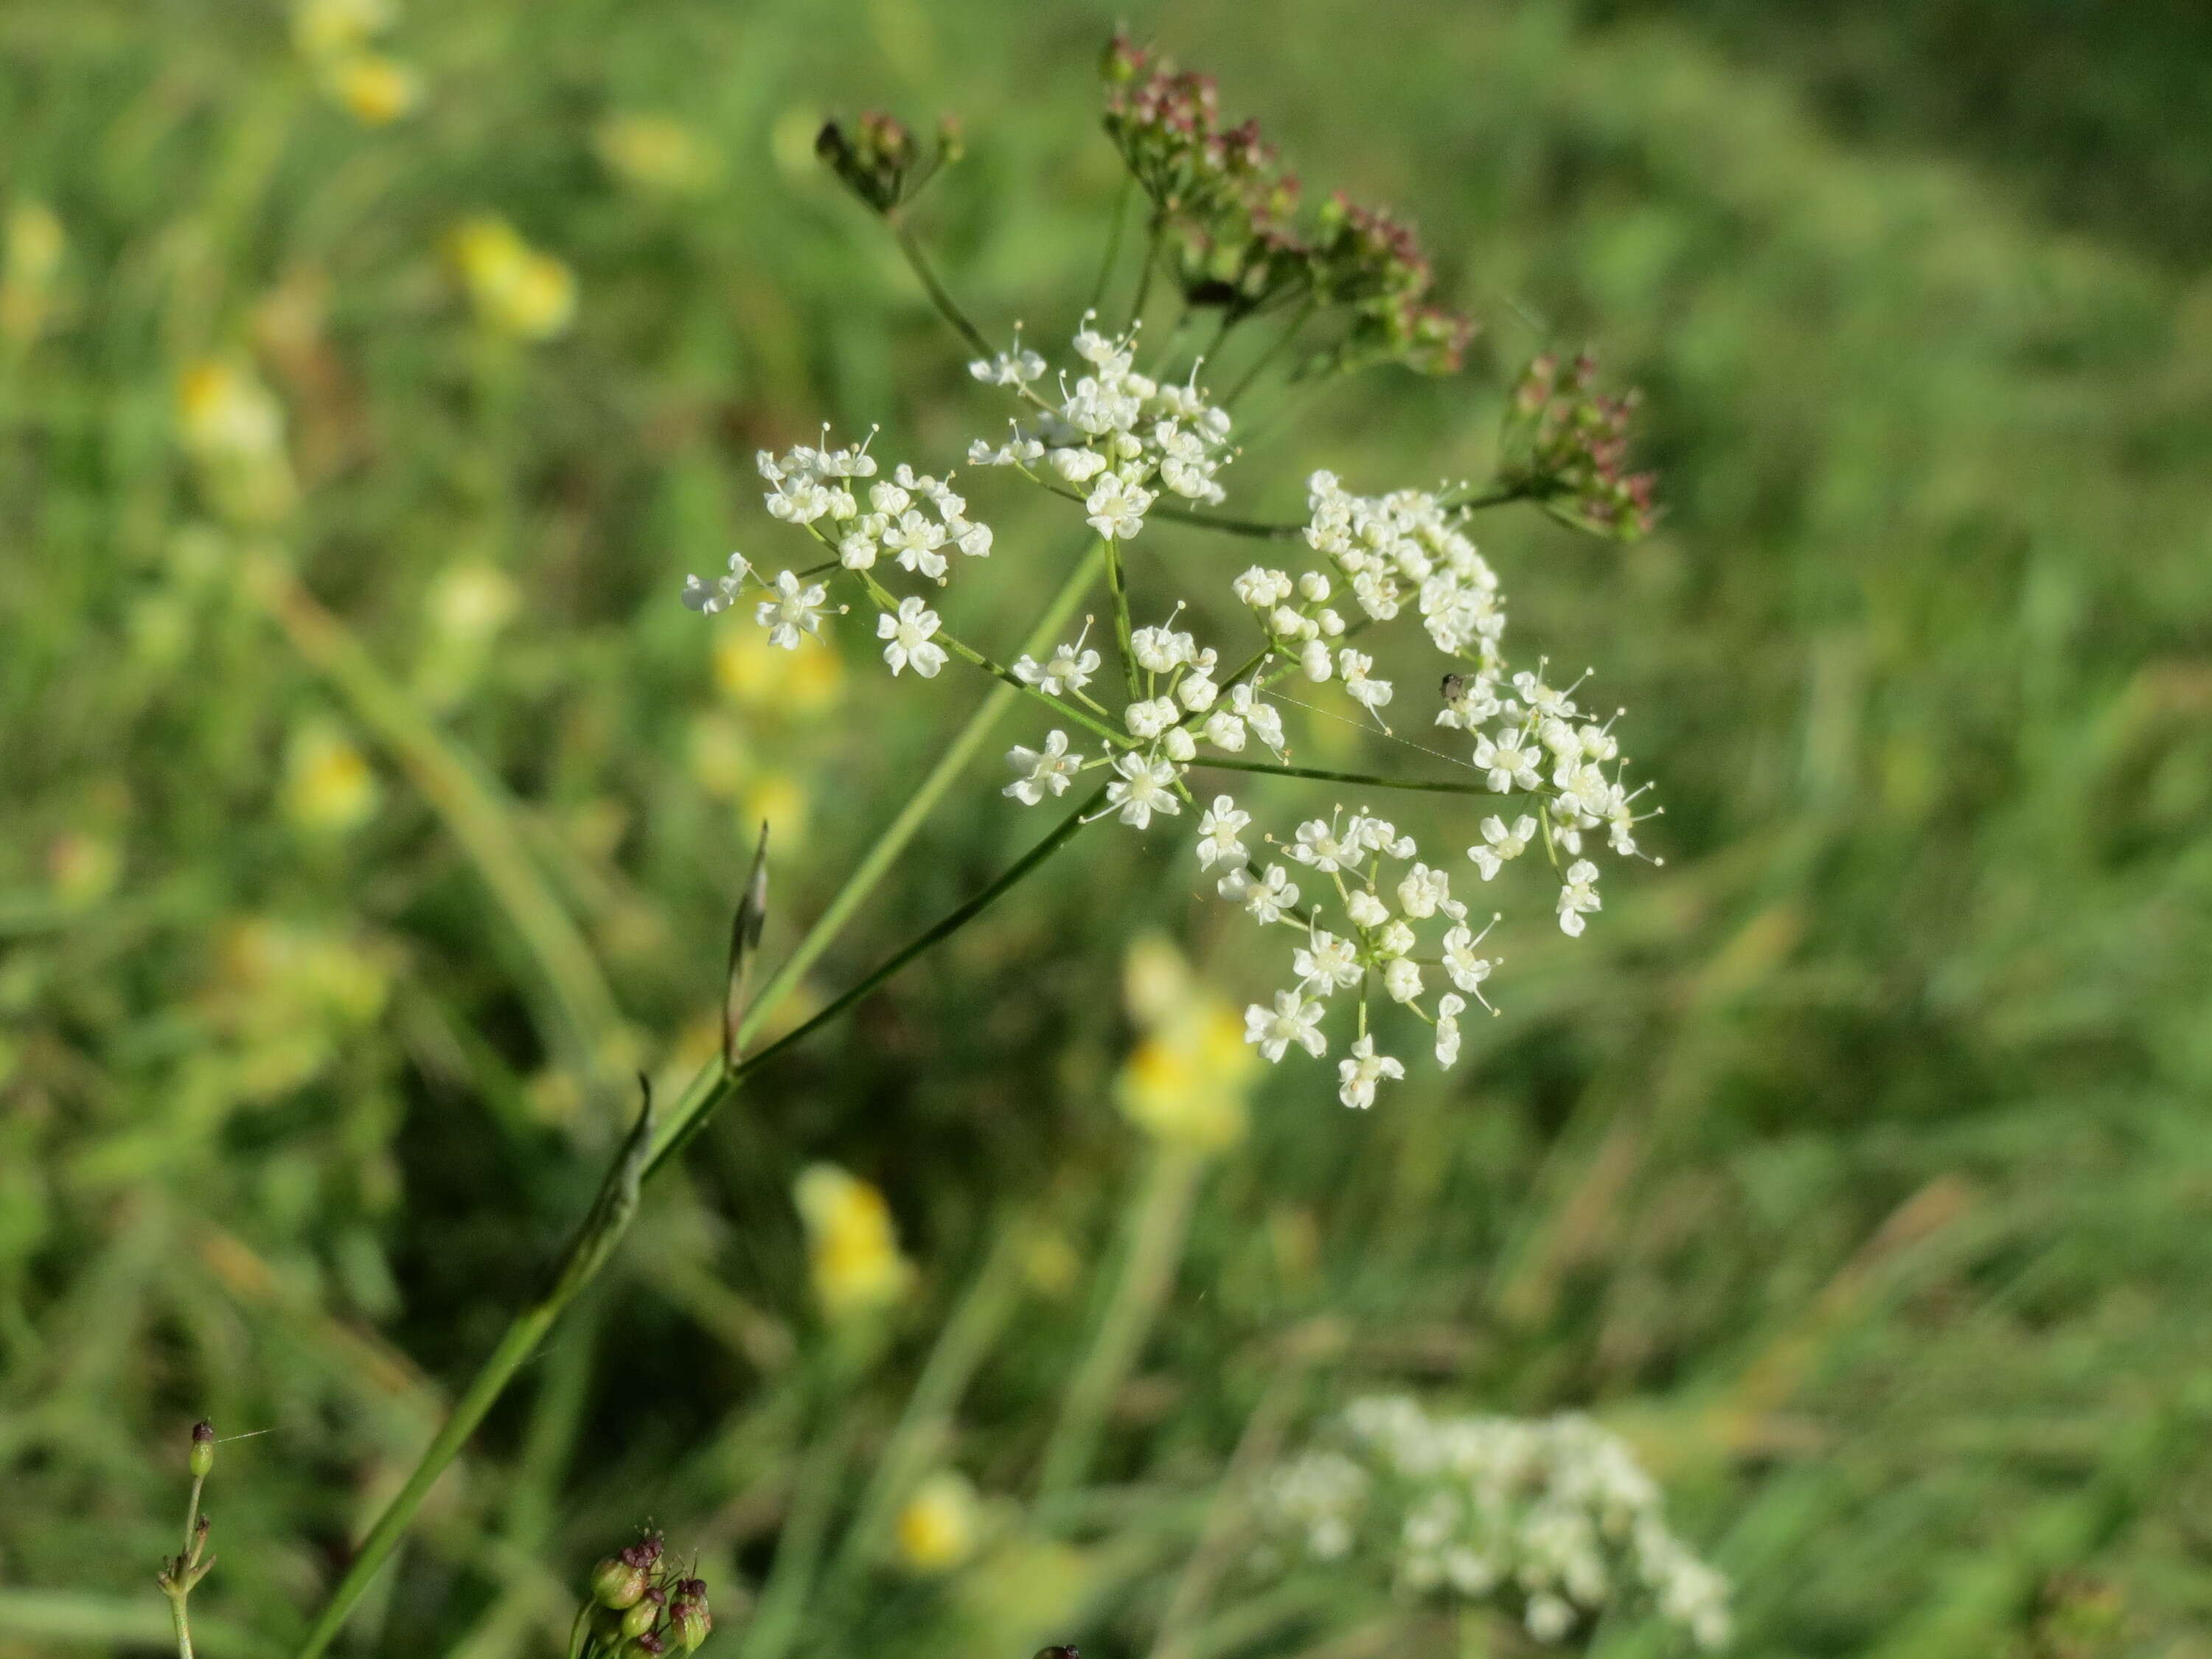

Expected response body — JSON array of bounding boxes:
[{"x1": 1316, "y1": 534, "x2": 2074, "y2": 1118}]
[
  {"x1": 668, "y1": 1597, "x2": 712, "y2": 1652},
  {"x1": 189, "y1": 1420, "x2": 215, "y2": 1480},
  {"x1": 622, "y1": 1585, "x2": 665, "y2": 1639},
  {"x1": 935, "y1": 114, "x2": 965, "y2": 166},
  {"x1": 620, "y1": 1634, "x2": 667, "y2": 1659},
  {"x1": 591, "y1": 1556, "x2": 647, "y2": 1610}
]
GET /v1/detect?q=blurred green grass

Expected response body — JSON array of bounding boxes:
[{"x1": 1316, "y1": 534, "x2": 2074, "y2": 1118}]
[{"x1": 4, "y1": 1, "x2": 2212, "y2": 1656}]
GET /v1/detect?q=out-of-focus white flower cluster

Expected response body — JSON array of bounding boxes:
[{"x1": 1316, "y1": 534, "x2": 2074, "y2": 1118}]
[
  {"x1": 1256, "y1": 1396, "x2": 1731, "y2": 1651},
  {"x1": 967, "y1": 314, "x2": 1234, "y2": 540},
  {"x1": 681, "y1": 321, "x2": 1664, "y2": 1110}
]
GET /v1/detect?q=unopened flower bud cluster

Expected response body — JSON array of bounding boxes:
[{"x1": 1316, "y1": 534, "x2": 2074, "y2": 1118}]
[
  {"x1": 582, "y1": 1531, "x2": 712, "y2": 1658},
  {"x1": 1256, "y1": 1397, "x2": 1731, "y2": 1651}
]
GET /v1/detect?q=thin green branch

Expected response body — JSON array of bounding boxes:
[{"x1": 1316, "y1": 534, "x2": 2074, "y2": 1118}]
[
  {"x1": 1102, "y1": 537, "x2": 1144, "y2": 703},
  {"x1": 1191, "y1": 756, "x2": 1500, "y2": 798},
  {"x1": 889, "y1": 218, "x2": 992, "y2": 361}
]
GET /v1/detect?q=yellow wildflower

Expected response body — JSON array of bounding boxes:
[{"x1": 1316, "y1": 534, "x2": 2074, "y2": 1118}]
[
  {"x1": 792, "y1": 1163, "x2": 913, "y2": 1320},
  {"x1": 324, "y1": 52, "x2": 422, "y2": 125},
  {"x1": 714, "y1": 628, "x2": 845, "y2": 717},
  {"x1": 449, "y1": 217, "x2": 576, "y2": 341},
  {"x1": 176, "y1": 360, "x2": 285, "y2": 465},
  {"x1": 283, "y1": 720, "x2": 382, "y2": 835},
  {"x1": 47, "y1": 832, "x2": 121, "y2": 910},
  {"x1": 742, "y1": 771, "x2": 810, "y2": 842},
  {"x1": 1, "y1": 201, "x2": 64, "y2": 343},
  {"x1": 1113, "y1": 934, "x2": 1259, "y2": 1152},
  {"x1": 895, "y1": 1470, "x2": 981, "y2": 1573},
  {"x1": 291, "y1": 0, "x2": 395, "y2": 56},
  {"x1": 594, "y1": 114, "x2": 718, "y2": 195}
]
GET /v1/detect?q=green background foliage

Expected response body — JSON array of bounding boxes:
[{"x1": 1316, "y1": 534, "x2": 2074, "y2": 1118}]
[{"x1": 5, "y1": 0, "x2": 2211, "y2": 1655}]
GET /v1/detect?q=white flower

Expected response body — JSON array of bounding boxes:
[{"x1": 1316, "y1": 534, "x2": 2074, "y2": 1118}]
[
  {"x1": 1231, "y1": 684, "x2": 1287, "y2": 755},
  {"x1": 1085, "y1": 471, "x2": 1155, "y2": 540},
  {"x1": 969, "y1": 345, "x2": 1046, "y2": 386},
  {"x1": 1336, "y1": 1035, "x2": 1404, "y2": 1109},
  {"x1": 1472, "y1": 729, "x2": 1542, "y2": 793},
  {"x1": 877, "y1": 595, "x2": 947, "y2": 678},
  {"x1": 1435, "y1": 993, "x2": 1465, "y2": 1065},
  {"x1": 1383, "y1": 958, "x2": 1422, "y2": 1004},
  {"x1": 1557, "y1": 860, "x2": 1601, "y2": 937},
  {"x1": 1339, "y1": 649, "x2": 1394, "y2": 712},
  {"x1": 1441, "y1": 922, "x2": 1497, "y2": 1001},
  {"x1": 755, "y1": 570, "x2": 829, "y2": 649},
  {"x1": 881, "y1": 509, "x2": 949, "y2": 580},
  {"x1": 1245, "y1": 991, "x2": 1327, "y2": 1062},
  {"x1": 1105, "y1": 750, "x2": 1179, "y2": 829},
  {"x1": 1221, "y1": 862, "x2": 1299, "y2": 923},
  {"x1": 1298, "y1": 639, "x2": 1335, "y2": 682},
  {"x1": 1014, "y1": 629, "x2": 1101, "y2": 696},
  {"x1": 1202, "y1": 708, "x2": 1248, "y2": 752},
  {"x1": 1525, "y1": 1594, "x2": 1575, "y2": 1644},
  {"x1": 837, "y1": 526, "x2": 880, "y2": 569},
  {"x1": 1469, "y1": 814, "x2": 1537, "y2": 880},
  {"x1": 1345, "y1": 889, "x2": 1391, "y2": 931},
  {"x1": 680, "y1": 550, "x2": 751, "y2": 614},
  {"x1": 1293, "y1": 930, "x2": 1362, "y2": 995},
  {"x1": 1131, "y1": 624, "x2": 1195, "y2": 673},
  {"x1": 1197, "y1": 796, "x2": 1251, "y2": 869},
  {"x1": 1003, "y1": 730, "x2": 1082, "y2": 805},
  {"x1": 1124, "y1": 695, "x2": 1178, "y2": 740},
  {"x1": 1050, "y1": 445, "x2": 1108, "y2": 484},
  {"x1": 1234, "y1": 566, "x2": 1293, "y2": 608},
  {"x1": 1295, "y1": 818, "x2": 1361, "y2": 873},
  {"x1": 1397, "y1": 863, "x2": 1461, "y2": 920}
]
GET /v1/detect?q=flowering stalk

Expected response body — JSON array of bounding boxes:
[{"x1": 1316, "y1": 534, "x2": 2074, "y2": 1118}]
[{"x1": 156, "y1": 1422, "x2": 218, "y2": 1659}]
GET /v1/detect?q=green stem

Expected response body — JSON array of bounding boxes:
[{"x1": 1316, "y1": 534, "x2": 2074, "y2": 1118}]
[
  {"x1": 647, "y1": 784, "x2": 1104, "y2": 1177},
  {"x1": 1037, "y1": 1143, "x2": 1207, "y2": 1501},
  {"x1": 1192, "y1": 756, "x2": 1500, "y2": 798},
  {"x1": 291, "y1": 553, "x2": 1103, "y2": 1659},
  {"x1": 1127, "y1": 217, "x2": 1164, "y2": 331},
  {"x1": 1102, "y1": 538, "x2": 1144, "y2": 704},
  {"x1": 1034, "y1": 479, "x2": 1309, "y2": 541},
  {"x1": 1091, "y1": 175, "x2": 1134, "y2": 316},
  {"x1": 167, "y1": 1596, "x2": 194, "y2": 1659},
  {"x1": 293, "y1": 1102, "x2": 655, "y2": 1659},
  {"x1": 889, "y1": 218, "x2": 992, "y2": 361},
  {"x1": 1222, "y1": 296, "x2": 1315, "y2": 409}
]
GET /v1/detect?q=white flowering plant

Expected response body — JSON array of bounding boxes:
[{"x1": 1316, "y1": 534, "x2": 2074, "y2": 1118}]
[
  {"x1": 1259, "y1": 1397, "x2": 1732, "y2": 1650},
  {"x1": 277, "y1": 35, "x2": 1696, "y2": 1659},
  {"x1": 683, "y1": 41, "x2": 1663, "y2": 1115}
]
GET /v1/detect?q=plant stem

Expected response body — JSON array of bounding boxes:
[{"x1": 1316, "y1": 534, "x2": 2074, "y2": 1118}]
[
  {"x1": 889, "y1": 218, "x2": 992, "y2": 360},
  {"x1": 1102, "y1": 537, "x2": 1144, "y2": 704},
  {"x1": 1091, "y1": 175, "x2": 1134, "y2": 315},
  {"x1": 1222, "y1": 296, "x2": 1314, "y2": 409},
  {"x1": 1037, "y1": 1142, "x2": 1207, "y2": 1502},
  {"x1": 1127, "y1": 217, "x2": 1164, "y2": 331},
  {"x1": 291, "y1": 553, "x2": 1103, "y2": 1659},
  {"x1": 1191, "y1": 756, "x2": 1499, "y2": 797},
  {"x1": 293, "y1": 1100, "x2": 655, "y2": 1659},
  {"x1": 647, "y1": 782, "x2": 1104, "y2": 1177}
]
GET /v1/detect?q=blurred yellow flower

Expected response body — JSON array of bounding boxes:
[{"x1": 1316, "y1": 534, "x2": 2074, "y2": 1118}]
[
  {"x1": 895, "y1": 1470, "x2": 981, "y2": 1573},
  {"x1": 291, "y1": 0, "x2": 395, "y2": 56},
  {"x1": 449, "y1": 217, "x2": 576, "y2": 341},
  {"x1": 686, "y1": 714, "x2": 751, "y2": 799},
  {"x1": 594, "y1": 114, "x2": 718, "y2": 195},
  {"x1": 283, "y1": 720, "x2": 382, "y2": 835},
  {"x1": 714, "y1": 628, "x2": 845, "y2": 717},
  {"x1": 324, "y1": 52, "x2": 422, "y2": 125},
  {"x1": 177, "y1": 359, "x2": 285, "y2": 464},
  {"x1": 1114, "y1": 934, "x2": 1259, "y2": 1152},
  {"x1": 46, "y1": 832, "x2": 120, "y2": 910},
  {"x1": 426, "y1": 561, "x2": 518, "y2": 641},
  {"x1": 743, "y1": 771, "x2": 810, "y2": 841},
  {"x1": 792, "y1": 1162, "x2": 913, "y2": 1320},
  {"x1": 215, "y1": 917, "x2": 391, "y2": 1031},
  {"x1": 1, "y1": 201, "x2": 65, "y2": 343}
]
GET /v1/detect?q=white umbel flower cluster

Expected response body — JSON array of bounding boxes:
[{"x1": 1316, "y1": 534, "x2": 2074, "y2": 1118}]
[
  {"x1": 967, "y1": 314, "x2": 1234, "y2": 540},
  {"x1": 1256, "y1": 1396, "x2": 1731, "y2": 1652},
  {"x1": 682, "y1": 323, "x2": 1664, "y2": 1105}
]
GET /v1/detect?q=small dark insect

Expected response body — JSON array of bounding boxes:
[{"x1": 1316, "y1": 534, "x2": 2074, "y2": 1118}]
[
  {"x1": 1033, "y1": 1649, "x2": 1081, "y2": 1659},
  {"x1": 1441, "y1": 672, "x2": 1470, "y2": 703}
]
